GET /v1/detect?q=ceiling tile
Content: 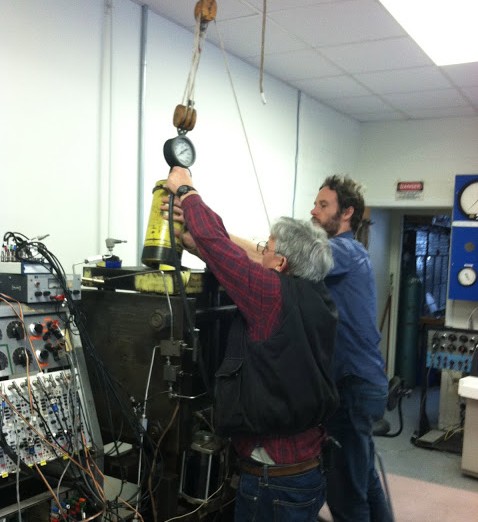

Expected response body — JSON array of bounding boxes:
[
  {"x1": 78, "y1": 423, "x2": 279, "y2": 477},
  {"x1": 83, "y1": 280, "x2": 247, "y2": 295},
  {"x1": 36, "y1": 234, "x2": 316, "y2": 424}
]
[
  {"x1": 442, "y1": 62, "x2": 478, "y2": 87},
  {"x1": 461, "y1": 86, "x2": 478, "y2": 106},
  {"x1": 403, "y1": 106, "x2": 478, "y2": 119},
  {"x1": 352, "y1": 111, "x2": 407, "y2": 122},
  {"x1": 292, "y1": 75, "x2": 371, "y2": 98},
  {"x1": 382, "y1": 89, "x2": 470, "y2": 110},
  {"x1": 320, "y1": 37, "x2": 433, "y2": 74},
  {"x1": 248, "y1": 49, "x2": 342, "y2": 81},
  {"x1": 267, "y1": 0, "x2": 405, "y2": 47},
  {"x1": 142, "y1": 0, "x2": 478, "y2": 122},
  {"x1": 355, "y1": 66, "x2": 454, "y2": 94},
  {"x1": 245, "y1": 0, "x2": 333, "y2": 11},
  {"x1": 207, "y1": 17, "x2": 306, "y2": 57},
  {"x1": 322, "y1": 95, "x2": 397, "y2": 114}
]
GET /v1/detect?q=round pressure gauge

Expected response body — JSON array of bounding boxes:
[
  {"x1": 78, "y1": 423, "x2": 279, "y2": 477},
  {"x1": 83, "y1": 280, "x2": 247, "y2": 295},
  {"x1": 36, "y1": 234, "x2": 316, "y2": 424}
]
[
  {"x1": 458, "y1": 180, "x2": 478, "y2": 219},
  {"x1": 457, "y1": 267, "x2": 477, "y2": 287},
  {"x1": 163, "y1": 135, "x2": 196, "y2": 168}
]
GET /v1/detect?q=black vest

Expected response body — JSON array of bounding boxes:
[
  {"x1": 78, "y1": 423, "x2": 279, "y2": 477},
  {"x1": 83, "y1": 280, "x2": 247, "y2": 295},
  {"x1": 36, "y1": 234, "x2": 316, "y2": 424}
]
[{"x1": 214, "y1": 274, "x2": 339, "y2": 437}]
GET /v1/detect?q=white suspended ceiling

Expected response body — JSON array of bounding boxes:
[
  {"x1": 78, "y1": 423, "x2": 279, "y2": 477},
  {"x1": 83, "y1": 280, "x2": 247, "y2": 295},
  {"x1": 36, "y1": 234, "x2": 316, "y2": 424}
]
[{"x1": 140, "y1": 0, "x2": 478, "y2": 122}]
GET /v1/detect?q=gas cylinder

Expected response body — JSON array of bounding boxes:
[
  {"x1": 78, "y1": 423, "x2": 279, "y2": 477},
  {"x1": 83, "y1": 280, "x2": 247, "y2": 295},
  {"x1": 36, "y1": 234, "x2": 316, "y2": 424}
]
[
  {"x1": 141, "y1": 180, "x2": 184, "y2": 268},
  {"x1": 395, "y1": 273, "x2": 423, "y2": 388}
]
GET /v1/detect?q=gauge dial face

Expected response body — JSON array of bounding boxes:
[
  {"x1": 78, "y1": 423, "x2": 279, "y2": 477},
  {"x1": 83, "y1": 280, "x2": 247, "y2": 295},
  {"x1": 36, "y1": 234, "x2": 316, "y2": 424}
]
[
  {"x1": 459, "y1": 181, "x2": 478, "y2": 218},
  {"x1": 457, "y1": 267, "x2": 477, "y2": 286},
  {"x1": 163, "y1": 136, "x2": 196, "y2": 168}
]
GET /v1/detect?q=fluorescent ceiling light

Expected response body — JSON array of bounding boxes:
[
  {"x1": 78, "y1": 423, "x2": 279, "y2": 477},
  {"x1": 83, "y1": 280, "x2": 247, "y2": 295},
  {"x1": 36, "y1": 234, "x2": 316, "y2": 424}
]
[{"x1": 379, "y1": 0, "x2": 478, "y2": 66}]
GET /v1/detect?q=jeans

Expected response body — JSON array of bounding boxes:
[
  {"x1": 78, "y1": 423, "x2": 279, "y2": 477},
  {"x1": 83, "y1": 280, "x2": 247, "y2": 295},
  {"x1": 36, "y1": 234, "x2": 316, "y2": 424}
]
[
  {"x1": 234, "y1": 466, "x2": 326, "y2": 522},
  {"x1": 325, "y1": 376, "x2": 393, "y2": 522}
]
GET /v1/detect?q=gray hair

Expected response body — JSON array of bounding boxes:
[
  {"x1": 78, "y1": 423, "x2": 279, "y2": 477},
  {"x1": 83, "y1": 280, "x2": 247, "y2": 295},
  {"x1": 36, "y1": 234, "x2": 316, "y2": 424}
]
[{"x1": 270, "y1": 216, "x2": 333, "y2": 282}]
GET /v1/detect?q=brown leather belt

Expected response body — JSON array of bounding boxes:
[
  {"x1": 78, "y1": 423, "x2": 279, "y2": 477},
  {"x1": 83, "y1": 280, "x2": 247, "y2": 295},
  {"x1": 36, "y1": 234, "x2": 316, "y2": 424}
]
[{"x1": 239, "y1": 457, "x2": 320, "y2": 477}]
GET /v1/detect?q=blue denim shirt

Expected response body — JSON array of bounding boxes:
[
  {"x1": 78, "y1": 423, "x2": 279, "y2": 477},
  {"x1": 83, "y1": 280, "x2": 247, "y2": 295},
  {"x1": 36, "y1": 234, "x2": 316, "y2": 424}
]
[{"x1": 325, "y1": 231, "x2": 388, "y2": 387}]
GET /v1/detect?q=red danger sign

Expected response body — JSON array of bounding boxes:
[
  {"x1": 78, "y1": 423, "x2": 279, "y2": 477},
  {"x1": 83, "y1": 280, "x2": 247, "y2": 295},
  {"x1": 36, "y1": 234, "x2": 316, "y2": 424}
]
[{"x1": 397, "y1": 181, "x2": 423, "y2": 191}]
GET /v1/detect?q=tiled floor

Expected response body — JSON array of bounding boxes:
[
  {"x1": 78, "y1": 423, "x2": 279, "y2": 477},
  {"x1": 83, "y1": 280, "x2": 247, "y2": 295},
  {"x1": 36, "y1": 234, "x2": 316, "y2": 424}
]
[
  {"x1": 319, "y1": 385, "x2": 478, "y2": 521},
  {"x1": 376, "y1": 385, "x2": 476, "y2": 492}
]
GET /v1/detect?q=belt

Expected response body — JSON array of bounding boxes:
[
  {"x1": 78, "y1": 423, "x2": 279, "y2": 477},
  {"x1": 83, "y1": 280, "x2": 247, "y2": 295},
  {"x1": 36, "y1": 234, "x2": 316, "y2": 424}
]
[{"x1": 239, "y1": 457, "x2": 320, "y2": 477}]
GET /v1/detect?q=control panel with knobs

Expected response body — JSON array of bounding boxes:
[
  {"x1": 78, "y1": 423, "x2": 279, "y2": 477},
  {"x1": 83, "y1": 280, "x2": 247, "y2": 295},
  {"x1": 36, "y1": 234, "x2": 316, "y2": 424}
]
[{"x1": 427, "y1": 328, "x2": 477, "y2": 372}]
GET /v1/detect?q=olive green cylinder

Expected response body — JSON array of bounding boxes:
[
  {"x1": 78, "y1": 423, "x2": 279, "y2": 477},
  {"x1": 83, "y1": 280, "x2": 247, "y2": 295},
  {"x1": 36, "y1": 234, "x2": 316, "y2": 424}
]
[{"x1": 395, "y1": 274, "x2": 422, "y2": 388}]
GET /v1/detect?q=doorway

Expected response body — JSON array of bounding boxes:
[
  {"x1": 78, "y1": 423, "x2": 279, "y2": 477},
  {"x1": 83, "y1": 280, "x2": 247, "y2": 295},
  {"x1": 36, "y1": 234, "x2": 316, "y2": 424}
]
[{"x1": 395, "y1": 214, "x2": 451, "y2": 388}]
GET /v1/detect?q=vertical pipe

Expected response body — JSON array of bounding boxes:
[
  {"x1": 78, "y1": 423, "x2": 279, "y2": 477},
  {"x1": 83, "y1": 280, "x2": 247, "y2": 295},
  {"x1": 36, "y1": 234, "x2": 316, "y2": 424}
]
[
  {"x1": 291, "y1": 89, "x2": 301, "y2": 218},
  {"x1": 137, "y1": 5, "x2": 148, "y2": 264}
]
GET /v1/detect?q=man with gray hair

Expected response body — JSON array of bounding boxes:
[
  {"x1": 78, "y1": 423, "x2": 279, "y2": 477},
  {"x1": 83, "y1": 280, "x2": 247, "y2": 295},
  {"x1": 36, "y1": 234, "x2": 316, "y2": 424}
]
[{"x1": 165, "y1": 167, "x2": 338, "y2": 522}]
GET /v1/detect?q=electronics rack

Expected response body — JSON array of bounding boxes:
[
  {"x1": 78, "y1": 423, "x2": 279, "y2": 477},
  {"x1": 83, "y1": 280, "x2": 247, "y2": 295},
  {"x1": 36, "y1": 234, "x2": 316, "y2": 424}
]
[{"x1": 0, "y1": 300, "x2": 103, "y2": 519}]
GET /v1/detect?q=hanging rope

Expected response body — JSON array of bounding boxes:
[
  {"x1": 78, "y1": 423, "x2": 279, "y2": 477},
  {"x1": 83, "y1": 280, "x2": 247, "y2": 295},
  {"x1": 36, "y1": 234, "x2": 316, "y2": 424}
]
[{"x1": 173, "y1": 0, "x2": 217, "y2": 133}]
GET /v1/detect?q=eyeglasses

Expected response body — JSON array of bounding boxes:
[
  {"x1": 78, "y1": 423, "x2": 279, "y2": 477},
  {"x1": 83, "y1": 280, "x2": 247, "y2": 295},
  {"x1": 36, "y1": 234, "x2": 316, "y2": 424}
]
[{"x1": 256, "y1": 240, "x2": 270, "y2": 255}]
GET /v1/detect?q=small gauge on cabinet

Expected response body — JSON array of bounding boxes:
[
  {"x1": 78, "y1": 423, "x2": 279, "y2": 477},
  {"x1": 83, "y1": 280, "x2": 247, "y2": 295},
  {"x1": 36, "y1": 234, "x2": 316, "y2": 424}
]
[{"x1": 457, "y1": 267, "x2": 477, "y2": 287}]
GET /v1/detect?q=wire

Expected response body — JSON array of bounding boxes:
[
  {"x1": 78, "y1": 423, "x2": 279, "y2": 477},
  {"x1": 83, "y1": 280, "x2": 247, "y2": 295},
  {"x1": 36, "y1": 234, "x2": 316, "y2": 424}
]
[
  {"x1": 148, "y1": 401, "x2": 180, "y2": 522},
  {"x1": 135, "y1": 344, "x2": 160, "y2": 515},
  {"x1": 1, "y1": 231, "x2": 164, "y2": 518},
  {"x1": 162, "y1": 482, "x2": 225, "y2": 522}
]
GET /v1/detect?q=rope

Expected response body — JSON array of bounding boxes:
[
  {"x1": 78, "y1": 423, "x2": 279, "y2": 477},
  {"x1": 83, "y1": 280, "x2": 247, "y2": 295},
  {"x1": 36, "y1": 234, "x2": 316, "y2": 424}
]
[
  {"x1": 182, "y1": 11, "x2": 210, "y2": 108},
  {"x1": 214, "y1": 20, "x2": 271, "y2": 228}
]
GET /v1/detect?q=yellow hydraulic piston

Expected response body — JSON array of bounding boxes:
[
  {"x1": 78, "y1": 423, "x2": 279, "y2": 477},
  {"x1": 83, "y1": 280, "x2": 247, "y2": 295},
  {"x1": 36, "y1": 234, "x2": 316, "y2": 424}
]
[{"x1": 141, "y1": 180, "x2": 184, "y2": 268}]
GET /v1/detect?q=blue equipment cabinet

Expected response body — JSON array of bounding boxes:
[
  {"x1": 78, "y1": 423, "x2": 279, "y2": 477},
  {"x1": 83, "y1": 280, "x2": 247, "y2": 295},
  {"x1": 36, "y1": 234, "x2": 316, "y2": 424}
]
[{"x1": 448, "y1": 175, "x2": 478, "y2": 302}]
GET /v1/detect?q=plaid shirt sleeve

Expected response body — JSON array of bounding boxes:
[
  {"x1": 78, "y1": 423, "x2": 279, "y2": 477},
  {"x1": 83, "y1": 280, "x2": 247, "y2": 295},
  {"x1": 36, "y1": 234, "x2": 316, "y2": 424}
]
[{"x1": 182, "y1": 194, "x2": 281, "y2": 341}]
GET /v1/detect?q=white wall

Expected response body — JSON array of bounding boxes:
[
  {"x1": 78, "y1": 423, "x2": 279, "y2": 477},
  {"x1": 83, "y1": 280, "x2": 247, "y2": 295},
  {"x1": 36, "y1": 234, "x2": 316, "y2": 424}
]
[
  {"x1": 1, "y1": 0, "x2": 105, "y2": 268},
  {"x1": 358, "y1": 117, "x2": 478, "y2": 208},
  {"x1": 293, "y1": 94, "x2": 361, "y2": 219}
]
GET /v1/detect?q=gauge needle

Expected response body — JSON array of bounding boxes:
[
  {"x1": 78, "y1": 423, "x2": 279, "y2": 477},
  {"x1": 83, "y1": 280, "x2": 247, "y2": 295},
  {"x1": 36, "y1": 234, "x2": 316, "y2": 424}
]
[{"x1": 467, "y1": 198, "x2": 478, "y2": 211}]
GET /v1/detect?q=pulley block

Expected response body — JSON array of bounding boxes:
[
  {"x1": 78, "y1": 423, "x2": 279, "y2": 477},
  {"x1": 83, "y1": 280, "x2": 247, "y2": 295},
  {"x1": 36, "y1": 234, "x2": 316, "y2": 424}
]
[
  {"x1": 173, "y1": 104, "x2": 197, "y2": 132},
  {"x1": 194, "y1": 0, "x2": 217, "y2": 23}
]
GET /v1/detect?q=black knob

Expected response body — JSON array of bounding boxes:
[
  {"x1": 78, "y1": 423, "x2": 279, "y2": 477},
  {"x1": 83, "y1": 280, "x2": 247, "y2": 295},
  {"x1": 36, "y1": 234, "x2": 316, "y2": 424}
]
[
  {"x1": 31, "y1": 323, "x2": 43, "y2": 335},
  {"x1": 7, "y1": 321, "x2": 25, "y2": 340},
  {"x1": 38, "y1": 349, "x2": 49, "y2": 361},
  {"x1": 13, "y1": 348, "x2": 30, "y2": 367}
]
